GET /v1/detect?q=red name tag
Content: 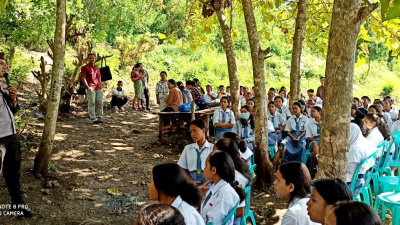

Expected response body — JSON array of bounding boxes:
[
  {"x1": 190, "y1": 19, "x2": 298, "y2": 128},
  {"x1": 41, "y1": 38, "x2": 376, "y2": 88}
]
[{"x1": 209, "y1": 203, "x2": 213, "y2": 207}]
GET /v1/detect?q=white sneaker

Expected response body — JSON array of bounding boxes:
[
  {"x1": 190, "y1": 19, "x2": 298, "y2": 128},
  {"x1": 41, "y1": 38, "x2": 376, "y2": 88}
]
[
  {"x1": 119, "y1": 106, "x2": 125, "y2": 111},
  {"x1": 113, "y1": 106, "x2": 119, "y2": 112}
]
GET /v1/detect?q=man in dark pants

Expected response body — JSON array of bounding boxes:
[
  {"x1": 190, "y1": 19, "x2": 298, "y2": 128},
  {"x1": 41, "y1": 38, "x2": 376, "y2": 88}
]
[
  {"x1": 0, "y1": 58, "x2": 34, "y2": 217},
  {"x1": 139, "y1": 63, "x2": 150, "y2": 110}
]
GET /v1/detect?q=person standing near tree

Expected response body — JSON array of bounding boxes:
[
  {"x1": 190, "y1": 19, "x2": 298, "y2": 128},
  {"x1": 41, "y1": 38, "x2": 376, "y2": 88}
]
[
  {"x1": 316, "y1": 77, "x2": 325, "y2": 100},
  {"x1": 81, "y1": 53, "x2": 103, "y2": 124},
  {"x1": 155, "y1": 71, "x2": 169, "y2": 111},
  {"x1": 139, "y1": 63, "x2": 150, "y2": 110},
  {"x1": 0, "y1": 58, "x2": 34, "y2": 217},
  {"x1": 131, "y1": 64, "x2": 144, "y2": 111}
]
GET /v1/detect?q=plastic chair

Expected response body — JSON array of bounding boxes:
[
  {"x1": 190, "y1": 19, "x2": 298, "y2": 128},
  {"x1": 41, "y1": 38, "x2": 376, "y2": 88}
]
[
  {"x1": 303, "y1": 145, "x2": 314, "y2": 174},
  {"x1": 349, "y1": 151, "x2": 377, "y2": 206},
  {"x1": 374, "y1": 172, "x2": 400, "y2": 224},
  {"x1": 378, "y1": 137, "x2": 396, "y2": 176},
  {"x1": 389, "y1": 132, "x2": 400, "y2": 169},
  {"x1": 268, "y1": 146, "x2": 275, "y2": 159},
  {"x1": 241, "y1": 186, "x2": 256, "y2": 225},
  {"x1": 206, "y1": 201, "x2": 240, "y2": 225},
  {"x1": 249, "y1": 164, "x2": 256, "y2": 184}
]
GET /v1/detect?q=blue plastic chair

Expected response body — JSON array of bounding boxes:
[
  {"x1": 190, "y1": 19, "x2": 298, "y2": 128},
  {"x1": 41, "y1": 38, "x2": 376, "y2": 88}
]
[
  {"x1": 268, "y1": 146, "x2": 275, "y2": 159},
  {"x1": 206, "y1": 201, "x2": 240, "y2": 225},
  {"x1": 249, "y1": 164, "x2": 256, "y2": 184},
  {"x1": 349, "y1": 151, "x2": 377, "y2": 206},
  {"x1": 241, "y1": 186, "x2": 256, "y2": 225},
  {"x1": 374, "y1": 172, "x2": 400, "y2": 224},
  {"x1": 303, "y1": 145, "x2": 314, "y2": 173},
  {"x1": 377, "y1": 137, "x2": 396, "y2": 176},
  {"x1": 389, "y1": 132, "x2": 400, "y2": 169}
]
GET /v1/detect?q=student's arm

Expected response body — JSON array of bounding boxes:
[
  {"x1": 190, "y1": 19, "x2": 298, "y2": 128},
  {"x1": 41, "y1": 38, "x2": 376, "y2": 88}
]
[
  {"x1": 207, "y1": 92, "x2": 217, "y2": 100},
  {"x1": 236, "y1": 207, "x2": 244, "y2": 218},
  {"x1": 214, "y1": 123, "x2": 234, "y2": 129},
  {"x1": 193, "y1": 96, "x2": 200, "y2": 102},
  {"x1": 182, "y1": 168, "x2": 199, "y2": 185}
]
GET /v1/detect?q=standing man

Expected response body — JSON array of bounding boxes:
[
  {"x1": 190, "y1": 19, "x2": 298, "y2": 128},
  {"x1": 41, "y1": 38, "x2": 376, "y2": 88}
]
[
  {"x1": 81, "y1": 53, "x2": 103, "y2": 124},
  {"x1": 316, "y1": 77, "x2": 325, "y2": 100},
  {"x1": 139, "y1": 63, "x2": 150, "y2": 110},
  {"x1": 0, "y1": 58, "x2": 34, "y2": 217}
]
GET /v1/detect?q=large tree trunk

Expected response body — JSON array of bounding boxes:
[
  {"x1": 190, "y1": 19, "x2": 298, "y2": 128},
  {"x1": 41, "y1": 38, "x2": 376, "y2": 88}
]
[
  {"x1": 289, "y1": 0, "x2": 307, "y2": 107},
  {"x1": 213, "y1": 0, "x2": 240, "y2": 119},
  {"x1": 33, "y1": 0, "x2": 66, "y2": 177},
  {"x1": 318, "y1": 1, "x2": 377, "y2": 180},
  {"x1": 241, "y1": 0, "x2": 273, "y2": 188}
]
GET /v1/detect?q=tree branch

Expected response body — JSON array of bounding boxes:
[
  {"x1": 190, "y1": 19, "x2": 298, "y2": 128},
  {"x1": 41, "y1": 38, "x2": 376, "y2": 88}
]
[{"x1": 354, "y1": 2, "x2": 378, "y2": 24}]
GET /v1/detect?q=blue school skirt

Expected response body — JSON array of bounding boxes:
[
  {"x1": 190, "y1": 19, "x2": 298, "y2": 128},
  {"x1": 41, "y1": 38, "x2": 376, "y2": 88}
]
[
  {"x1": 282, "y1": 131, "x2": 306, "y2": 162},
  {"x1": 190, "y1": 171, "x2": 205, "y2": 183},
  {"x1": 308, "y1": 136, "x2": 320, "y2": 150},
  {"x1": 215, "y1": 127, "x2": 233, "y2": 140}
]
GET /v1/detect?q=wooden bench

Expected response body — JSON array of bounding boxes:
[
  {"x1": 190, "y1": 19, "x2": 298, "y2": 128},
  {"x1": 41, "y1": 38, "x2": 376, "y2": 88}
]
[{"x1": 158, "y1": 107, "x2": 218, "y2": 142}]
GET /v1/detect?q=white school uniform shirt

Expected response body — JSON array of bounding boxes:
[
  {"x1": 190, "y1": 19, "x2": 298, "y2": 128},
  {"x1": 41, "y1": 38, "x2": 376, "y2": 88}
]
[
  {"x1": 383, "y1": 112, "x2": 393, "y2": 129},
  {"x1": 366, "y1": 127, "x2": 384, "y2": 153},
  {"x1": 267, "y1": 111, "x2": 286, "y2": 130},
  {"x1": 233, "y1": 120, "x2": 255, "y2": 143},
  {"x1": 305, "y1": 118, "x2": 321, "y2": 138},
  {"x1": 205, "y1": 91, "x2": 218, "y2": 103},
  {"x1": 285, "y1": 114, "x2": 308, "y2": 132},
  {"x1": 281, "y1": 197, "x2": 320, "y2": 225},
  {"x1": 177, "y1": 141, "x2": 214, "y2": 172},
  {"x1": 389, "y1": 107, "x2": 398, "y2": 121},
  {"x1": 282, "y1": 97, "x2": 289, "y2": 108},
  {"x1": 391, "y1": 120, "x2": 400, "y2": 132},
  {"x1": 267, "y1": 120, "x2": 275, "y2": 133},
  {"x1": 235, "y1": 170, "x2": 249, "y2": 208},
  {"x1": 201, "y1": 179, "x2": 240, "y2": 225},
  {"x1": 307, "y1": 97, "x2": 323, "y2": 106},
  {"x1": 112, "y1": 88, "x2": 125, "y2": 96},
  {"x1": 213, "y1": 108, "x2": 236, "y2": 125},
  {"x1": 172, "y1": 196, "x2": 205, "y2": 225},
  {"x1": 276, "y1": 106, "x2": 292, "y2": 119}
]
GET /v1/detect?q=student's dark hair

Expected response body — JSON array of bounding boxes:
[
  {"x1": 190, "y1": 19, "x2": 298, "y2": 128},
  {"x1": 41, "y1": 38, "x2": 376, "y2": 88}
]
[
  {"x1": 215, "y1": 139, "x2": 251, "y2": 181},
  {"x1": 269, "y1": 87, "x2": 275, "y2": 92},
  {"x1": 368, "y1": 105, "x2": 382, "y2": 114},
  {"x1": 246, "y1": 98, "x2": 256, "y2": 108},
  {"x1": 362, "y1": 95, "x2": 371, "y2": 101},
  {"x1": 297, "y1": 99, "x2": 306, "y2": 106},
  {"x1": 221, "y1": 132, "x2": 247, "y2": 153},
  {"x1": 117, "y1": 80, "x2": 123, "y2": 84},
  {"x1": 354, "y1": 97, "x2": 360, "y2": 102},
  {"x1": 176, "y1": 81, "x2": 184, "y2": 90},
  {"x1": 220, "y1": 96, "x2": 230, "y2": 106},
  {"x1": 135, "y1": 204, "x2": 186, "y2": 225},
  {"x1": 364, "y1": 113, "x2": 391, "y2": 140},
  {"x1": 240, "y1": 105, "x2": 255, "y2": 129},
  {"x1": 274, "y1": 96, "x2": 283, "y2": 102},
  {"x1": 313, "y1": 106, "x2": 322, "y2": 112},
  {"x1": 208, "y1": 151, "x2": 246, "y2": 202},
  {"x1": 185, "y1": 80, "x2": 192, "y2": 86},
  {"x1": 134, "y1": 63, "x2": 142, "y2": 68},
  {"x1": 206, "y1": 85, "x2": 211, "y2": 88},
  {"x1": 190, "y1": 119, "x2": 208, "y2": 134},
  {"x1": 292, "y1": 102, "x2": 302, "y2": 109},
  {"x1": 226, "y1": 86, "x2": 230, "y2": 88},
  {"x1": 333, "y1": 201, "x2": 382, "y2": 225},
  {"x1": 193, "y1": 78, "x2": 200, "y2": 84},
  {"x1": 313, "y1": 178, "x2": 352, "y2": 205},
  {"x1": 160, "y1": 71, "x2": 167, "y2": 76},
  {"x1": 320, "y1": 76, "x2": 325, "y2": 79},
  {"x1": 280, "y1": 86, "x2": 286, "y2": 91},
  {"x1": 268, "y1": 101, "x2": 276, "y2": 107},
  {"x1": 279, "y1": 89, "x2": 286, "y2": 94},
  {"x1": 375, "y1": 100, "x2": 385, "y2": 107},
  {"x1": 278, "y1": 162, "x2": 311, "y2": 203},
  {"x1": 152, "y1": 163, "x2": 202, "y2": 208},
  {"x1": 87, "y1": 53, "x2": 96, "y2": 57},
  {"x1": 168, "y1": 79, "x2": 176, "y2": 86},
  {"x1": 219, "y1": 85, "x2": 224, "y2": 88},
  {"x1": 190, "y1": 80, "x2": 196, "y2": 86},
  {"x1": 307, "y1": 89, "x2": 314, "y2": 93}
]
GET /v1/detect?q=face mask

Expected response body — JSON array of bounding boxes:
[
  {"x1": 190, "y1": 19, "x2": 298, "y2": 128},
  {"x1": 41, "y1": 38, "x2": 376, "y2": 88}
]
[{"x1": 241, "y1": 113, "x2": 250, "y2": 120}]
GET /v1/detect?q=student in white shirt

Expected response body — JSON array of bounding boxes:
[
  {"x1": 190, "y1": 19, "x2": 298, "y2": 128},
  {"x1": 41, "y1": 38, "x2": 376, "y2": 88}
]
[
  {"x1": 221, "y1": 132, "x2": 253, "y2": 167},
  {"x1": 246, "y1": 98, "x2": 256, "y2": 116},
  {"x1": 279, "y1": 89, "x2": 289, "y2": 108},
  {"x1": 306, "y1": 89, "x2": 323, "y2": 107},
  {"x1": 391, "y1": 112, "x2": 400, "y2": 131},
  {"x1": 214, "y1": 139, "x2": 251, "y2": 225},
  {"x1": 111, "y1": 81, "x2": 128, "y2": 111},
  {"x1": 282, "y1": 102, "x2": 308, "y2": 162},
  {"x1": 213, "y1": 97, "x2": 236, "y2": 140},
  {"x1": 148, "y1": 163, "x2": 205, "y2": 225},
  {"x1": 305, "y1": 106, "x2": 322, "y2": 167},
  {"x1": 134, "y1": 204, "x2": 185, "y2": 225},
  {"x1": 307, "y1": 178, "x2": 353, "y2": 224},
  {"x1": 233, "y1": 106, "x2": 255, "y2": 151},
  {"x1": 201, "y1": 151, "x2": 245, "y2": 225},
  {"x1": 372, "y1": 101, "x2": 393, "y2": 128},
  {"x1": 217, "y1": 85, "x2": 229, "y2": 99},
  {"x1": 267, "y1": 88, "x2": 276, "y2": 104},
  {"x1": 204, "y1": 85, "x2": 218, "y2": 103},
  {"x1": 178, "y1": 119, "x2": 214, "y2": 184},
  {"x1": 305, "y1": 99, "x2": 315, "y2": 118},
  {"x1": 324, "y1": 201, "x2": 381, "y2": 225},
  {"x1": 275, "y1": 96, "x2": 292, "y2": 120},
  {"x1": 268, "y1": 101, "x2": 286, "y2": 147},
  {"x1": 273, "y1": 162, "x2": 318, "y2": 225}
]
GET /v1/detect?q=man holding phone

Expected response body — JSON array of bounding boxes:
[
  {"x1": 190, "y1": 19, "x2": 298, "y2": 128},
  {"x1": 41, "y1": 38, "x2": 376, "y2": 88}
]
[{"x1": 0, "y1": 58, "x2": 34, "y2": 217}]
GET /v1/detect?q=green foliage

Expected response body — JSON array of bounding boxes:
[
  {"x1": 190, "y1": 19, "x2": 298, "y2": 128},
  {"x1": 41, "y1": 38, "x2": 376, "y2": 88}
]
[
  {"x1": 381, "y1": 0, "x2": 400, "y2": 22},
  {"x1": 381, "y1": 84, "x2": 394, "y2": 96}
]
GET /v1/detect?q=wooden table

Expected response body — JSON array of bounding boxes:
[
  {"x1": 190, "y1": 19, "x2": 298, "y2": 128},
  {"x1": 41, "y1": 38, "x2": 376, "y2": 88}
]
[{"x1": 158, "y1": 107, "x2": 218, "y2": 142}]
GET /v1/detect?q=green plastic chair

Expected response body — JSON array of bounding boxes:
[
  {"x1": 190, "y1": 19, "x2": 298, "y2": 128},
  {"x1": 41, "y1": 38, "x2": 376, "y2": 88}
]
[
  {"x1": 389, "y1": 131, "x2": 400, "y2": 169},
  {"x1": 206, "y1": 201, "x2": 240, "y2": 225},
  {"x1": 349, "y1": 151, "x2": 377, "y2": 206},
  {"x1": 376, "y1": 135, "x2": 400, "y2": 195},
  {"x1": 377, "y1": 137, "x2": 396, "y2": 176},
  {"x1": 303, "y1": 144, "x2": 314, "y2": 174},
  {"x1": 249, "y1": 164, "x2": 256, "y2": 184},
  {"x1": 374, "y1": 172, "x2": 400, "y2": 224},
  {"x1": 268, "y1": 146, "x2": 275, "y2": 159},
  {"x1": 372, "y1": 141, "x2": 389, "y2": 195},
  {"x1": 241, "y1": 186, "x2": 256, "y2": 225}
]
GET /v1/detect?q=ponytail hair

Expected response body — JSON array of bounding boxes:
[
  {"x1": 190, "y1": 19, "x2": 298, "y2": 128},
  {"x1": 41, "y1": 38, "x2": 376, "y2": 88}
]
[
  {"x1": 364, "y1": 113, "x2": 391, "y2": 140},
  {"x1": 221, "y1": 132, "x2": 247, "y2": 153},
  {"x1": 208, "y1": 151, "x2": 246, "y2": 202},
  {"x1": 215, "y1": 138, "x2": 251, "y2": 181},
  {"x1": 152, "y1": 163, "x2": 202, "y2": 209}
]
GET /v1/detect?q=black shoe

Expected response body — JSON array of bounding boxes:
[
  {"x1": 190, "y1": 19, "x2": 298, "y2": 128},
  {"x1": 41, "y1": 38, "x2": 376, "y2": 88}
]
[
  {"x1": 92, "y1": 121, "x2": 99, "y2": 124},
  {"x1": 97, "y1": 120, "x2": 103, "y2": 124},
  {"x1": 9, "y1": 205, "x2": 34, "y2": 218},
  {"x1": 146, "y1": 108, "x2": 150, "y2": 110}
]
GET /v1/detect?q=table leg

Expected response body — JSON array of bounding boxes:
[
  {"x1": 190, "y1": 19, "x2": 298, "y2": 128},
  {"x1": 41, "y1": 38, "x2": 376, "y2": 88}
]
[{"x1": 159, "y1": 116, "x2": 163, "y2": 142}]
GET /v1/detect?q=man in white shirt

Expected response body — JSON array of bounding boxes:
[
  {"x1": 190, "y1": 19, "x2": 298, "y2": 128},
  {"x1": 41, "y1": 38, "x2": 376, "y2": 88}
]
[
  {"x1": 111, "y1": 81, "x2": 128, "y2": 111},
  {"x1": 307, "y1": 89, "x2": 323, "y2": 106},
  {"x1": 204, "y1": 85, "x2": 218, "y2": 103},
  {"x1": 217, "y1": 85, "x2": 228, "y2": 99}
]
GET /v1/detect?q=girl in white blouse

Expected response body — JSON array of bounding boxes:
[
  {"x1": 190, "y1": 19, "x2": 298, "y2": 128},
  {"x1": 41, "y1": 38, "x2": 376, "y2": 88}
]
[{"x1": 149, "y1": 163, "x2": 205, "y2": 225}]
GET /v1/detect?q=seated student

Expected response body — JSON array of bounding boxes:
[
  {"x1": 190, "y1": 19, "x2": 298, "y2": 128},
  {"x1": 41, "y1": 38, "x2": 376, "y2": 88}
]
[
  {"x1": 279, "y1": 89, "x2": 289, "y2": 108},
  {"x1": 267, "y1": 88, "x2": 275, "y2": 104},
  {"x1": 134, "y1": 204, "x2": 186, "y2": 225},
  {"x1": 149, "y1": 163, "x2": 204, "y2": 225},
  {"x1": 246, "y1": 98, "x2": 256, "y2": 116},
  {"x1": 354, "y1": 97, "x2": 368, "y2": 115},
  {"x1": 305, "y1": 99, "x2": 315, "y2": 117},
  {"x1": 298, "y1": 100, "x2": 308, "y2": 117},
  {"x1": 282, "y1": 102, "x2": 308, "y2": 162},
  {"x1": 275, "y1": 96, "x2": 292, "y2": 119},
  {"x1": 273, "y1": 162, "x2": 318, "y2": 225},
  {"x1": 111, "y1": 80, "x2": 128, "y2": 111},
  {"x1": 186, "y1": 80, "x2": 202, "y2": 103},
  {"x1": 374, "y1": 100, "x2": 393, "y2": 128},
  {"x1": 245, "y1": 92, "x2": 253, "y2": 102},
  {"x1": 267, "y1": 101, "x2": 286, "y2": 148},
  {"x1": 177, "y1": 81, "x2": 193, "y2": 104},
  {"x1": 305, "y1": 106, "x2": 322, "y2": 166},
  {"x1": 221, "y1": 132, "x2": 253, "y2": 167},
  {"x1": 201, "y1": 151, "x2": 245, "y2": 225},
  {"x1": 348, "y1": 123, "x2": 376, "y2": 196},
  {"x1": 214, "y1": 139, "x2": 251, "y2": 225},
  {"x1": 225, "y1": 86, "x2": 231, "y2": 96},
  {"x1": 324, "y1": 201, "x2": 382, "y2": 225},
  {"x1": 307, "y1": 178, "x2": 353, "y2": 224},
  {"x1": 351, "y1": 104, "x2": 365, "y2": 130},
  {"x1": 307, "y1": 89, "x2": 323, "y2": 106},
  {"x1": 217, "y1": 85, "x2": 228, "y2": 99},
  {"x1": 178, "y1": 119, "x2": 214, "y2": 184},
  {"x1": 213, "y1": 97, "x2": 236, "y2": 140},
  {"x1": 204, "y1": 85, "x2": 218, "y2": 103},
  {"x1": 384, "y1": 95, "x2": 398, "y2": 121},
  {"x1": 391, "y1": 112, "x2": 400, "y2": 131},
  {"x1": 364, "y1": 113, "x2": 391, "y2": 148},
  {"x1": 233, "y1": 106, "x2": 255, "y2": 151},
  {"x1": 162, "y1": 79, "x2": 184, "y2": 131}
]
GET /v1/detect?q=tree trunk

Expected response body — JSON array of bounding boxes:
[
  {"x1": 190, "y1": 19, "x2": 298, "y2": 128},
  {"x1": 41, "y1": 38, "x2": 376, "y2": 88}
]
[
  {"x1": 241, "y1": 0, "x2": 273, "y2": 188},
  {"x1": 318, "y1": 1, "x2": 377, "y2": 180},
  {"x1": 213, "y1": 0, "x2": 240, "y2": 119},
  {"x1": 33, "y1": 0, "x2": 67, "y2": 177},
  {"x1": 289, "y1": 0, "x2": 308, "y2": 107}
]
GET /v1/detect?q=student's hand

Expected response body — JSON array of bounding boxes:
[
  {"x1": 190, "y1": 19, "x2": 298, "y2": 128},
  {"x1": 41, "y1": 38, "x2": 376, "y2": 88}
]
[
  {"x1": 276, "y1": 130, "x2": 281, "y2": 134},
  {"x1": 7, "y1": 85, "x2": 17, "y2": 99},
  {"x1": 157, "y1": 99, "x2": 160, "y2": 104}
]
